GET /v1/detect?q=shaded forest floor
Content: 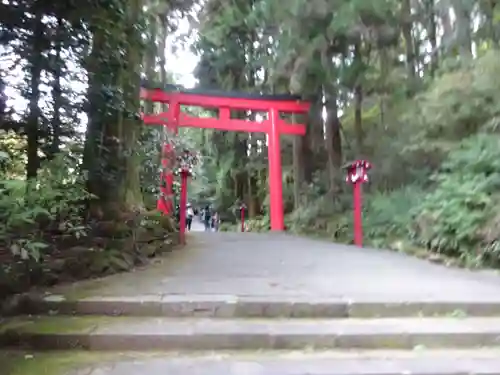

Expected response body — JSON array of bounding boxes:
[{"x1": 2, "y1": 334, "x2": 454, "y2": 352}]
[{"x1": 0, "y1": 217, "x2": 179, "y2": 302}]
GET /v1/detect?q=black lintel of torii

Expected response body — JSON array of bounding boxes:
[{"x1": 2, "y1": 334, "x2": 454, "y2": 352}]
[{"x1": 140, "y1": 80, "x2": 303, "y2": 102}]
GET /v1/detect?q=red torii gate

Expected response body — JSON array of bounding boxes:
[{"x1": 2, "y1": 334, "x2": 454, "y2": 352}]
[{"x1": 140, "y1": 83, "x2": 310, "y2": 231}]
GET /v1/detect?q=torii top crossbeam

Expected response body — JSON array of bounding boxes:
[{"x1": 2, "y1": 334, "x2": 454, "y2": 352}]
[{"x1": 139, "y1": 82, "x2": 309, "y2": 135}]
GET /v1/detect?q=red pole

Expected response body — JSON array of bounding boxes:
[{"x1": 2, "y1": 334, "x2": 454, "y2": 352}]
[
  {"x1": 165, "y1": 170, "x2": 173, "y2": 213},
  {"x1": 157, "y1": 142, "x2": 172, "y2": 214},
  {"x1": 157, "y1": 171, "x2": 167, "y2": 213},
  {"x1": 267, "y1": 108, "x2": 284, "y2": 231},
  {"x1": 353, "y1": 181, "x2": 363, "y2": 246},
  {"x1": 240, "y1": 207, "x2": 245, "y2": 232},
  {"x1": 179, "y1": 171, "x2": 188, "y2": 245},
  {"x1": 157, "y1": 143, "x2": 167, "y2": 214},
  {"x1": 164, "y1": 143, "x2": 174, "y2": 214}
]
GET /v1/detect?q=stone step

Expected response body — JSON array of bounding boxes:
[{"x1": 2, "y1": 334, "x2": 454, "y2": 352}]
[
  {"x1": 8, "y1": 293, "x2": 500, "y2": 318},
  {"x1": 6, "y1": 349, "x2": 500, "y2": 374},
  {"x1": 3, "y1": 315, "x2": 500, "y2": 351},
  {"x1": 67, "y1": 350, "x2": 500, "y2": 375}
]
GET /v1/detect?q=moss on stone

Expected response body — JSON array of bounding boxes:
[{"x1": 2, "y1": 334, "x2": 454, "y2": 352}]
[
  {"x1": 1, "y1": 351, "x2": 133, "y2": 375},
  {"x1": 1, "y1": 351, "x2": 220, "y2": 375},
  {"x1": 0, "y1": 315, "x2": 113, "y2": 335}
]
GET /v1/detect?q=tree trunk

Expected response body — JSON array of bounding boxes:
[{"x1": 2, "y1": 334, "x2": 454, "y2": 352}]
[
  {"x1": 159, "y1": 17, "x2": 168, "y2": 88},
  {"x1": 424, "y1": 0, "x2": 438, "y2": 75},
  {"x1": 453, "y1": 0, "x2": 473, "y2": 59},
  {"x1": 120, "y1": 0, "x2": 144, "y2": 210},
  {"x1": 379, "y1": 48, "x2": 389, "y2": 126},
  {"x1": 301, "y1": 103, "x2": 316, "y2": 184},
  {"x1": 353, "y1": 42, "x2": 364, "y2": 154},
  {"x1": 293, "y1": 133, "x2": 305, "y2": 209},
  {"x1": 247, "y1": 171, "x2": 258, "y2": 217},
  {"x1": 309, "y1": 91, "x2": 324, "y2": 163},
  {"x1": 401, "y1": 0, "x2": 416, "y2": 93},
  {"x1": 50, "y1": 16, "x2": 63, "y2": 158},
  {"x1": 26, "y1": 11, "x2": 43, "y2": 179},
  {"x1": 324, "y1": 84, "x2": 342, "y2": 198},
  {"x1": 144, "y1": 10, "x2": 157, "y2": 113},
  {"x1": 83, "y1": 0, "x2": 144, "y2": 218},
  {"x1": 440, "y1": 3, "x2": 454, "y2": 56}
]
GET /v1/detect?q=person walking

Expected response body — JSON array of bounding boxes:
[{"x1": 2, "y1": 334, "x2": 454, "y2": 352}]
[
  {"x1": 203, "y1": 205, "x2": 212, "y2": 231},
  {"x1": 212, "y1": 211, "x2": 220, "y2": 232},
  {"x1": 186, "y1": 204, "x2": 194, "y2": 231},
  {"x1": 175, "y1": 204, "x2": 180, "y2": 224}
]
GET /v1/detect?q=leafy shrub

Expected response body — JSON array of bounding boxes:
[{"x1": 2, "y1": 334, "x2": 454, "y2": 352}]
[
  {"x1": 286, "y1": 183, "x2": 424, "y2": 246},
  {"x1": 404, "y1": 51, "x2": 500, "y2": 147},
  {"x1": 363, "y1": 186, "x2": 425, "y2": 247},
  {"x1": 0, "y1": 155, "x2": 93, "y2": 261},
  {"x1": 246, "y1": 215, "x2": 270, "y2": 232},
  {"x1": 410, "y1": 134, "x2": 500, "y2": 265},
  {"x1": 288, "y1": 194, "x2": 339, "y2": 233}
]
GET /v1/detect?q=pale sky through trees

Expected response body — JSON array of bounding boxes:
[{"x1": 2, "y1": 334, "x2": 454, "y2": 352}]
[
  {"x1": 1, "y1": 16, "x2": 198, "y2": 122},
  {"x1": 166, "y1": 17, "x2": 198, "y2": 88}
]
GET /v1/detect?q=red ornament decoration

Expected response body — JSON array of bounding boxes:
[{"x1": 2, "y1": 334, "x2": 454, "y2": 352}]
[{"x1": 343, "y1": 160, "x2": 372, "y2": 247}]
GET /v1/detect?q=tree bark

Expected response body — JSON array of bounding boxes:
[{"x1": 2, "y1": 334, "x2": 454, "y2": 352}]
[
  {"x1": 453, "y1": 0, "x2": 473, "y2": 59},
  {"x1": 26, "y1": 10, "x2": 43, "y2": 179},
  {"x1": 83, "y1": 0, "x2": 144, "y2": 218},
  {"x1": 293, "y1": 131, "x2": 305, "y2": 209},
  {"x1": 324, "y1": 84, "x2": 342, "y2": 198},
  {"x1": 424, "y1": 0, "x2": 438, "y2": 76},
  {"x1": 353, "y1": 42, "x2": 364, "y2": 154},
  {"x1": 50, "y1": 16, "x2": 63, "y2": 158},
  {"x1": 401, "y1": 0, "x2": 416, "y2": 93}
]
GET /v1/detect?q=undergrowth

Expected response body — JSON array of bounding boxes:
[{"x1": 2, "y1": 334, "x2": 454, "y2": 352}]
[{"x1": 0, "y1": 153, "x2": 176, "y2": 298}]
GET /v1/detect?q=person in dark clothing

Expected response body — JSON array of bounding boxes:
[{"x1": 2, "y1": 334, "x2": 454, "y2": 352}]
[
  {"x1": 175, "y1": 205, "x2": 180, "y2": 224},
  {"x1": 186, "y1": 204, "x2": 194, "y2": 231},
  {"x1": 203, "y1": 205, "x2": 212, "y2": 231}
]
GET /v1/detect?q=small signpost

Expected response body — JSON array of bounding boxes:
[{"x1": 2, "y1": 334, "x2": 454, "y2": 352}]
[{"x1": 343, "y1": 160, "x2": 372, "y2": 247}]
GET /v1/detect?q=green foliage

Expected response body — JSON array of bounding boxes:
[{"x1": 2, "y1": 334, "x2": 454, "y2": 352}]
[
  {"x1": 363, "y1": 187, "x2": 425, "y2": 247},
  {"x1": 0, "y1": 0, "x2": 183, "y2": 297},
  {"x1": 273, "y1": 50, "x2": 500, "y2": 269},
  {"x1": 0, "y1": 131, "x2": 26, "y2": 177},
  {"x1": 410, "y1": 134, "x2": 500, "y2": 265},
  {"x1": 285, "y1": 186, "x2": 424, "y2": 247},
  {"x1": 405, "y1": 51, "x2": 500, "y2": 149},
  {"x1": 245, "y1": 215, "x2": 270, "y2": 232},
  {"x1": 138, "y1": 127, "x2": 162, "y2": 208},
  {"x1": 0, "y1": 155, "x2": 92, "y2": 261},
  {"x1": 288, "y1": 195, "x2": 338, "y2": 232}
]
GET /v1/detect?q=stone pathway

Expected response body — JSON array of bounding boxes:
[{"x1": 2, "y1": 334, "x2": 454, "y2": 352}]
[
  {"x1": 189, "y1": 218, "x2": 206, "y2": 232},
  {"x1": 4, "y1": 231, "x2": 500, "y2": 374},
  {"x1": 60, "y1": 351, "x2": 500, "y2": 375}
]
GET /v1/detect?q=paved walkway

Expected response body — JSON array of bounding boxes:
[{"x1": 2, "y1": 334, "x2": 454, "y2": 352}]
[
  {"x1": 6, "y1": 231, "x2": 500, "y2": 375},
  {"x1": 189, "y1": 219, "x2": 206, "y2": 232},
  {"x1": 51, "y1": 230, "x2": 500, "y2": 300}
]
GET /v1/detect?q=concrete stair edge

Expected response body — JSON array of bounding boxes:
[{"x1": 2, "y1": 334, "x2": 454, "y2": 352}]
[
  {"x1": 3, "y1": 316, "x2": 500, "y2": 351},
  {"x1": 6, "y1": 349, "x2": 500, "y2": 375},
  {"x1": 6, "y1": 293, "x2": 500, "y2": 318}
]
